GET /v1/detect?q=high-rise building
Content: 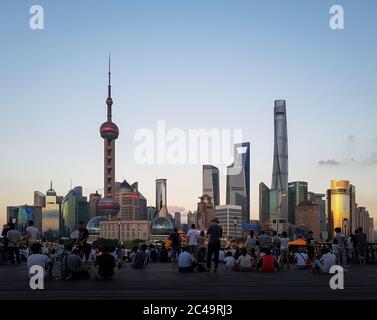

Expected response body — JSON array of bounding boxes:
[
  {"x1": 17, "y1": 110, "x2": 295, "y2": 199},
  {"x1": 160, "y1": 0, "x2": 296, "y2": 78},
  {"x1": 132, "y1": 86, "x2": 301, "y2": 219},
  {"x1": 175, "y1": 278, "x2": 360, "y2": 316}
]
[
  {"x1": 349, "y1": 184, "x2": 357, "y2": 233},
  {"x1": 155, "y1": 179, "x2": 167, "y2": 216},
  {"x1": 296, "y1": 201, "x2": 321, "y2": 240},
  {"x1": 7, "y1": 205, "x2": 42, "y2": 234},
  {"x1": 174, "y1": 212, "x2": 181, "y2": 229},
  {"x1": 308, "y1": 192, "x2": 326, "y2": 240},
  {"x1": 288, "y1": 181, "x2": 308, "y2": 224},
  {"x1": 202, "y1": 165, "x2": 220, "y2": 207},
  {"x1": 88, "y1": 191, "x2": 102, "y2": 219},
  {"x1": 98, "y1": 56, "x2": 120, "y2": 217},
  {"x1": 115, "y1": 180, "x2": 147, "y2": 221},
  {"x1": 197, "y1": 195, "x2": 215, "y2": 230},
  {"x1": 61, "y1": 186, "x2": 89, "y2": 236},
  {"x1": 34, "y1": 191, "x2": 45, "y2": 208},
  {"x1": 187, "y1": 211, "x2": 197, "y2": 227},
  {"x1": 147, "y1": 206, "x2": 156, "y2": 221},
  {"x1": 259, "y1": 182, "x2": 270, "y2": 224},
  {"x1": 215, "y1": 205, "x2": 242, "y2": 239},
  {"x1": 226, "y1": 142, "x2": 250, "y2": 224},
  {"x1": 327, "y1": 180, "x2": 351, "y2": 238},
  {"x1": 42, "y1": 182, "x2": 61, "y2": 240},
  {"x1": 271, "y1": 100, "x2": 288, "y2": 220}
]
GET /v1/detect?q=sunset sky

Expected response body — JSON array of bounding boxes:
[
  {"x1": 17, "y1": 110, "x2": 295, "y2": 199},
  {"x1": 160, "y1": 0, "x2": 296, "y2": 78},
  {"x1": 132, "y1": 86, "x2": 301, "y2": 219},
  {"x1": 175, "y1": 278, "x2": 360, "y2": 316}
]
[{"x1": 1, "y1": 0, "x2": 376, "y2": 227}]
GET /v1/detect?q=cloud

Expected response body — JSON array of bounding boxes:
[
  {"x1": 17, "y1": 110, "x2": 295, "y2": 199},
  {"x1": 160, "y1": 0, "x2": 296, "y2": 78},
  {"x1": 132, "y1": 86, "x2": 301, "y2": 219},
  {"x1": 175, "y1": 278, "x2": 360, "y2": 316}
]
[{"x1": 318, "y1": 159, "x2": 341, "y2": 166}]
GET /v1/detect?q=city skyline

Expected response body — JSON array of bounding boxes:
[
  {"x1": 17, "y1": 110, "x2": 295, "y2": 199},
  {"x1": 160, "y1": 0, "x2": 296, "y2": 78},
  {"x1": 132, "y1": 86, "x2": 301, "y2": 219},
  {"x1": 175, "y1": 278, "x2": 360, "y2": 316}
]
[{"x1": 1, "y1": 0, "x2": 377, "y2": 227}]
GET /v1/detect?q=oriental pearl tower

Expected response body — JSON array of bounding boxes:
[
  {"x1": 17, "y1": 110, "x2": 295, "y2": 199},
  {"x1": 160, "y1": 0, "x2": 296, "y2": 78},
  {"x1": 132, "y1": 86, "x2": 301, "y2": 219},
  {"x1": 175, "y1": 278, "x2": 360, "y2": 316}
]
[{"x1": 98, "y1": 55, "x2": 120, "y2": 217}]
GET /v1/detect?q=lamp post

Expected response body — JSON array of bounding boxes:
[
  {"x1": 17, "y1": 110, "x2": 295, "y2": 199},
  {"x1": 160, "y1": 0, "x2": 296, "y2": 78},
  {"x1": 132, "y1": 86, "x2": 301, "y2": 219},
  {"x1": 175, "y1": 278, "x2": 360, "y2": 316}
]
[
  {"x1": 117, "y1": 218, "x2": 121, "y2": 245},
  {"x1": 343, "y1": 218, "x2": 349, "y2": 236},
  {"x1": 233, "y1": 216, "x2": 238, "y2": 243}
]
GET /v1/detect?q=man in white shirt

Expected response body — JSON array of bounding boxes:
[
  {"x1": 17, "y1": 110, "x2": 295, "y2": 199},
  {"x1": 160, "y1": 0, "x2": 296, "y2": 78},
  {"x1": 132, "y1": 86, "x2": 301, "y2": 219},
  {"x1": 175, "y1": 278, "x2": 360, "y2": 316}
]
[
  {"x1": 27, "y1": 243, "x2": 53, "y2": 278},
  {"x1": 186, "y1": 224, "x2": 199, "y2": 261},
  {"x1": 312, "y1": 248, "x2": 337, "y2": 273},
  {"x1": 236, "y1": 248, "x2": 254, "y2": 271},
  {"x1": 6, "y1": 224, "x2": 21, "y2": 264},
  {"x1": 26, "y1": 220, "x2": 40, "y2": 246},
  {"x1": 178, "y1": 246, "x2": 198, "y2": 272}
]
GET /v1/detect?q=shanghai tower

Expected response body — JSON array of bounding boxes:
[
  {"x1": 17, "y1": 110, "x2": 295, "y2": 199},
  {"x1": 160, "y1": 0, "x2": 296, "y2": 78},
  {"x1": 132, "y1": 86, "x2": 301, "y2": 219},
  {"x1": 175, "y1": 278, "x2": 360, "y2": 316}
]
[
  {"x1": 271, "y1": 100, "x2": 288, "y2": 220},
  {"x1": 98, "y1": 55, "x2": 120, "y2": 217}
]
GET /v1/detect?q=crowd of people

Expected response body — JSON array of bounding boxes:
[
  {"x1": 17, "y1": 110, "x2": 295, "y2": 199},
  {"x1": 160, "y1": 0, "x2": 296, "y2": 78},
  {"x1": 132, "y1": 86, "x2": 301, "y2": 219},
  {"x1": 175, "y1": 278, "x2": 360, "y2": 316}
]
[{"x1": 0, "y1": 217, "x2": 373, "y2": 282}]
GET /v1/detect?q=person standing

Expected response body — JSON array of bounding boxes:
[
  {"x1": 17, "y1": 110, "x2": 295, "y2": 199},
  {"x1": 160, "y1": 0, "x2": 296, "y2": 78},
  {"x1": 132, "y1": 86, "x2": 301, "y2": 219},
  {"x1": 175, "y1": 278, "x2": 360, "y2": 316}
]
[
  {"x1": 186, "y1": 224, "x2": 199, "y2": 261},
  {"x1": 26, "y1": 220, "x2": 40, "y2": 246},
  {"x1": 356, "y1": 227, "x2": 367, "y2": 265},
  {"x1": 245, "y1": 231, "x2": 257, "y2": 255},
  {"x1": 279, "y1": 231, "x2": 290, "y2": 270},
  {"x1": 78, "y1": 221, "x2": 90, "y2": 261},
  {"x1": 206, "y1": 218, "x2": 223, "y2": 273},
  {"x1": 6, "y1": 224, "x2": 21, "y2": 264},
  {"x1": 334, "y1": 227, "x2": 347, "y2": 265},
  {"x1": 198, "y1": 231, "x2": 207, "y2": 262},
  {"x1": 258, "y1": 231, "x2": 270, "y2": 253},
  {"x1": 306, "y1": 231, "x2": 315, "y2": 260},
  {"x1": 168, "y1": 228, "x2": 181, "y2": 262},
  {"x1": 272, "y1": 231, "x2": 280, "y2": 257}
]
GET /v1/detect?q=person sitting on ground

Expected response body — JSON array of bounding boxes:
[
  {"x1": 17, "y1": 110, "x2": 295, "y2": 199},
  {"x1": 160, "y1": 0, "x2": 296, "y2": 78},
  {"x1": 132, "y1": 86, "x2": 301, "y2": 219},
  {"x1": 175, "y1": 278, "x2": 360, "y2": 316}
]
[
  {"x1": 92, "y1": 245, "x2": 116, "y2": 279},
  {"x1": 224, "y1": 251, "x2": 236, "y2": 270},
  {"x1": 132, "y1": 244, "x2": 149, "y2": 269},
  {"x1": 235, "y1": 248, "x2": 254, "y2": 271},
  {"x1": 27, "y1": 242, "x2": 53, "y2": 279},
  {"x1": 218, "y1": 247, "x2": 225, "y2": 263},
  {"x1": 294, "y1": 247, "x2": 310, "y2": 270},
  {"x1": 159, "y1": 245, "x2": 169, "y2": 263},
  {"x1": 258, "y1": 248, "x2": 280, "y2": 272},
  {"x1": 61, "y1": 244, "x2": 90, "y2": 280},
  {"x1": 312, "y1": 247, "x2": 336, "y2": 273},
  {"x1": 178, "y1": 246, "x2": 197, "y2": 272},
  {"x1": 149, "y1": 244, "x2": 158, "y2": 263}
]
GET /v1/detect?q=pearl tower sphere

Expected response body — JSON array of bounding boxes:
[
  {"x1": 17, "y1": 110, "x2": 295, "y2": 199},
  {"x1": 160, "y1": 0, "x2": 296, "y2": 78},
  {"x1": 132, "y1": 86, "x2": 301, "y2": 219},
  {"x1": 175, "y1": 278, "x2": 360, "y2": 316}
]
[{"x1": 98, "y1": 55, "x2": 120, "y2": 217}]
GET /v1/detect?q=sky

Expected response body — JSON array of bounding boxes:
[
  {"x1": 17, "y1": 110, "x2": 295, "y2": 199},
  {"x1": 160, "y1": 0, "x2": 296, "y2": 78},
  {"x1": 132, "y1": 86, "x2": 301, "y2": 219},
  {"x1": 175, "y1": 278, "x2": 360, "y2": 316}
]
[{"x1": 1, "y1": 0, "x2": 377, "y2": 227}]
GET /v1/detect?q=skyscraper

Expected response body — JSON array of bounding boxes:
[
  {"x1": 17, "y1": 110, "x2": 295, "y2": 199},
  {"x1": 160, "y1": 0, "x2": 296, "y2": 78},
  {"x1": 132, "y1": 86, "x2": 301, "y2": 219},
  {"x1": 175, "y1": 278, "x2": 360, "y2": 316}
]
[
  {"x1": 327, "y1": 180, "x2": 351, "y2": 238},
  {"x1": 174, "y1": 212, "x2": 181, "y2": 229},
  {"x1": 215, "y1": 205, "x2": 242, "y2": 239},
  {"x1": 226, "y1": 142, "x2": 250, "y2": 224},
  {"x1": 42, "y1": 181, "x2": 61, "y2": 240},
  {"x1": 259, "y1": 182, "x2": 270, "y2": 224},
  {"x1": 98, "y1": 56, "x2": 120, "y2": 217},
  {"x1": 61, "y1": 186, "x2": 89, "y2": 236},
  {"x1": 155, "y1": 178, "x2": 167, "y2": 216},
  {"x1": 202, "y1": 165, "x2": 220, "y2": 207},
  {"x1": 89, "y1": 191, "x2": 102, "y2": 219},
  {"x1": 271, "y1": 100, "x2": 288, "y2": 220},
  {"x1": 308, "y1": 192, "x2": 326, "y2": 240},
  {"x1": 288, "y1": 181, "x2": 308, "y2": 224},
  {"x1": 116, "y1": 180, "x2": 147, "y2": 221},
  {"x1": 296, "y1": 201, "x2": 321, "y2": 240},
  {"x1": 34, "y1": 191, "x2": 45, "y2": 208}
]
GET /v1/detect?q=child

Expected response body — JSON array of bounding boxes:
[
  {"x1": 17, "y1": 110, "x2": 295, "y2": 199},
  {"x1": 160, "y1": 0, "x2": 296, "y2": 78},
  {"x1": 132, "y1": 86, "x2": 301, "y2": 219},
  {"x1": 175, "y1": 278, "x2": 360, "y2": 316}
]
[{"x1": 224, "y1": 251, "x2": 236, "y2": 270}]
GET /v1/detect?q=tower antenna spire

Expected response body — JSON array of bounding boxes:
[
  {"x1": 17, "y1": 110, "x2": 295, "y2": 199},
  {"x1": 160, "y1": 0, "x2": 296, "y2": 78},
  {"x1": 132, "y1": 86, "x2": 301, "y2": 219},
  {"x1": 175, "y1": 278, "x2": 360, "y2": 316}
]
[{"x1": 108, "y1": 52, "x2": 111, "y2": 97}]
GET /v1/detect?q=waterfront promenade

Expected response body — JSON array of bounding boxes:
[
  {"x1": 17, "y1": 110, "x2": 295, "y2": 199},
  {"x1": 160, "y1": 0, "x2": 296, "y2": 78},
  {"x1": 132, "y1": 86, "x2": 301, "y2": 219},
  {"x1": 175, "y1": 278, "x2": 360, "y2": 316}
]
[{"x1": 0, "y1": 263, "x2": 376, "y2": 300}]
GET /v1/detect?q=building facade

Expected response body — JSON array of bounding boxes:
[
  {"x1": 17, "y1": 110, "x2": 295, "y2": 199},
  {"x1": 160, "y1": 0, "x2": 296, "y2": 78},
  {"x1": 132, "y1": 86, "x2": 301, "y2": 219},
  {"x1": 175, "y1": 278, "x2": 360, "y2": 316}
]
[
  {"x1": 271, "y1": 100, "x2": 288, "y2": 220},
  {"x1": 327, "y1": 180, "x2": 351, "y2": 238},
  {"x1": 100, "y1": 220, "x2": 150, "y2": 241},
  {"x1": 308, "y1": 192, "x2": 327, "y2": 240},
  {"x1": 61, "y1": 186, "x2": 89, "y2": 236},
  {"x1": 7, "y1": 205, "x2": 42, "y2": 235},
  {"x1": 42, "y1": 183, "x2": 61, "y2": 240},
  {"x1": 34, "y1": 191, "x2": 45, "y2": 208},
  {"x1": 174, "y1": 212, "x2": 181, "y2": 229},
  {"x1": 288, "y1": 181, "x2": 308, "y2": 224},
  {"x1": 215, "y1": 205, "x2": 242, "y2": 240},
  {"x1": 115, "y1": 180, "x2": 147, "y2": 221},
  {"x1": 202, "y1": 165, "x2": 220, "y2": 207},
  {"x1": 296, "y1": 201, "x2": 321, "y2": 240},
  {"x1": 197, "y1": 195, "x2": 215, "y2": 230},
  {"x1": 226, "y1": 142, "x2": 250, "y2": 224},
  {"x1": 88, "y1": 191, "x2": 101, "y2": 219},
  {"x1": 259, "y1": 182, "x2": 270, "y2": 224}
]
